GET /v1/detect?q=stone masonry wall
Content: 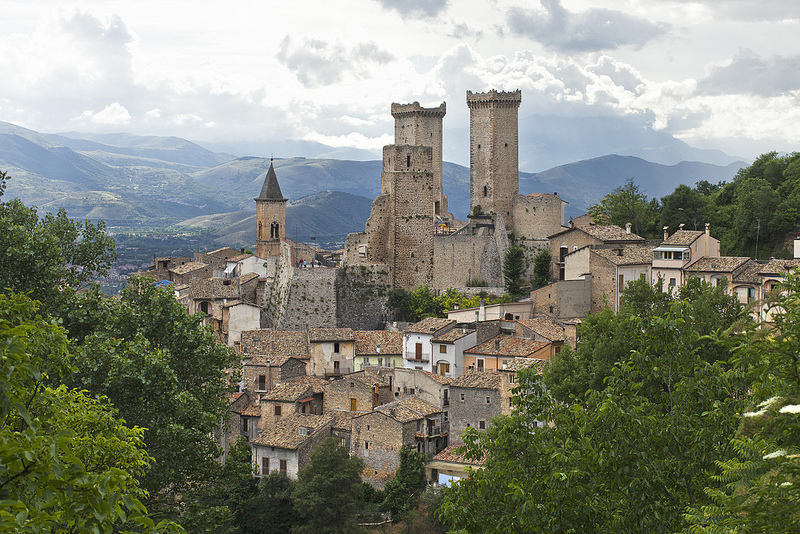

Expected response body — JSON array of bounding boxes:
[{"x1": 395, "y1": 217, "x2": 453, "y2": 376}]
[
  {"x1": 449, "y1": 386, "x2": 502, "y2": 446},
  {"x1": 280, "y1": 267, "x2": 338, "y2": 331},
  {"x1": 335, "y1": 265, "x2": 391, "y2": 331},
  {"x1": 468, "y1": 90, "x2": 521, "y2": 233},
  {"x1": 351, "y1": 412, "x2": 410, "y2": 488},
  {"x1": 513, "y1": 193, "x2": 565, "y2": 242}
]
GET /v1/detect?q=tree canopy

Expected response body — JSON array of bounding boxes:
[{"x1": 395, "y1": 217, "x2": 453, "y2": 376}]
[{"x1": 503, "y1": 244, "x2": 527, "y2": 300}]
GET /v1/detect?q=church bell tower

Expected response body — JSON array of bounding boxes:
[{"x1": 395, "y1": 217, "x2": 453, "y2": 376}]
[{"x1": 255, "y1": 159, "x2": 287, "y2": 258}]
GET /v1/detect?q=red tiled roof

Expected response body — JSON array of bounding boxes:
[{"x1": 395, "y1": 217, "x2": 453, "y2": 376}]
[
  {"x1": 465, "y1": 335, "x2": 548, "y2": 357},
  {"x1": 354, "y1": 330, "x2": 402, "y2": 355}
]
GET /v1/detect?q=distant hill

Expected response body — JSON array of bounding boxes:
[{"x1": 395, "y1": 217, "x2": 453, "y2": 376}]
[
  {"x1": 178, "y1": 190, "x2": 374, "y2": 249},
  {"x1": 0, "y1": 120, "x2": 747, "y2": 233}
]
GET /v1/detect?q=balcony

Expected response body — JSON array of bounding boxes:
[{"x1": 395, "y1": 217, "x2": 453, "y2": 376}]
[
  {"x1": 404, "y1": 352, "x2": 430, "y2": 362},
  {"x1": 417, "y1": 425, "x2": 444, "y2": 437}
]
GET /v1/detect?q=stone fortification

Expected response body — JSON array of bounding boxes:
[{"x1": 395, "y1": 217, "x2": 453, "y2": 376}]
[
  {"x1": 391, "y1": 101, "x2": 447, "y2": 217},
  {"x1": 335, "y1": 265, "x2": 391, "y2": 331},
  {"x1": 467, "y1": 90, "x2": 521, "y2": 234},
  {"x1": 279, "y1": 267, "x2": 338, "y2": 331}
]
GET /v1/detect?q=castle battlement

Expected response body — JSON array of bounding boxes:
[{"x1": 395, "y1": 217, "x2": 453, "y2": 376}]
[
  {"x1": 466, "y1": 89, "x2": 522, "y2": 108},
  {"x1": 390, "y1": 101, "x2": 446, "y2": 118}
]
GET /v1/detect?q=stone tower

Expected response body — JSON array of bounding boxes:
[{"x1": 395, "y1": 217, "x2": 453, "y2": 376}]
[
  {"x1": 467, "y1": 89, "x2": 521, "y2": 234},
  {"x1": 255, "y1": 159, "x2": 287, "y2": 258},
  {"x1": 391, "y1": 101, "x2": 447, "y2": 217}
]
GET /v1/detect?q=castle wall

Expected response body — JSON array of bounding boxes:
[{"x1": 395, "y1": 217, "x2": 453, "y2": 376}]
[
  {"x1": 279, "y1": 267, "x2": 338, "y2": 331},
  {"x1": 513, "y1": 193, "x2": 566, "y2": 242},
  {"x1": 335, "y1": 265, "x2": 391, "y2": 331}
]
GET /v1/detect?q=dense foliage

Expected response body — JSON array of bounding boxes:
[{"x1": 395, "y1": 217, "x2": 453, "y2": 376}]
[
  {"x1": 587, "y1": 152, "x2": 800, "y2": 258},
  {"x1": 382, "y1": 446, "x2": 427, "y2": 519},
  {"x1": 531, "y1": 248, "x2": 553, "y2": 289},
  {"x1": 386, "y1": 286, "x2": 510, "y2": 322},
  {"x1": 503, "y1": 244, "x2": 527, "y2": 299}
]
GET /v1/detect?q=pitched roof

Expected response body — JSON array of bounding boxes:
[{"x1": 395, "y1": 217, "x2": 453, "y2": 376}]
[
  {"x1": 241, "y1": 330, "x2": 309, "y2": 358},
  {"x1": 417, "y1": 369, "x2": 455, "y2": 385},
  {"x1": 251, "y1": 413, "x2": 334, "y2": 449},
  {"x1": 433, "y1": 444, "x2": 485, "y2": 466},
  {"x1": 432, "y1": 328, "x2": 474, "y2": 343},
  {"x1": 733, "y1": 260, "x2": 763, "y2": 284},
  {"x1": 256, "y1": 161, "x2": 286, "y2": 201},
  {"x1": 516, "y1": 316, "x2": 565, "y2": 342},
  {"x1": 348, "y1": 368, "x2": 390, "y2": 387},
  {"x1": 663, "y1": 229, "x2": 704, "y2": 246},
  {"x1": 593, "y1": 245, "x2": 653, "y2": 266},
  {"x1": 308, "y1": 328, "x2": 354, "y2": 342},
  {"x1": 758, "y1": 259, "x2": 800, "y2": 276},
  {"x1": 373, "y1": 396, "x2": 440, "y2": 423},
  {"x1": 169, "y1": 261, "x2": 208, "y2": 275},
  {"x1": 686, "y1": 256, "x2": 752, "y2": 273},
  {"x1": 244, "y1": 354, "x2": 296, "y2": 367},
  {"x1": 501, "y1": 357, "x2": 546, "y2": 373},
  {"x1": 451, "y1": 370, "x2": 502, "y2": 390},
  {"x1": 263, "y1": 376, "x2": 329, "y2": 401},
  {"x1": 464, "y1": 335, "x2": 548, "y2": 357},
  {"x1": 405, "y1": 317, "x2": 456, "y2": 335},
  {"x1": 549, "y1": 223, "x2": 644, "y2": 243},
  {"x1": 189, "y1": 273, "x2": 259, "y2": 300},
  {"x1": 353, "y1": 330, "x2": 403, "y2": 356}
]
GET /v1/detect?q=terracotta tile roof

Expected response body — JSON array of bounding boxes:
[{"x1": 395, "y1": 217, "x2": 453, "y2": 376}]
[
  {"x1": 405, "y1": 317, "x2": 456, "y2": 335},
  {"x1": 687, "y1": 256, "x2": 752, "y2": 273},
  {"x1": 229, "y1": 253, "x2": 253, "y2": 262},
  {"x1": 230, "y1": 391, "x2": 246, "y2": 404},
  {"x1": 170, "y1": 261, "x2": 208, "y2": 275},
  {"x1": 758, "y1": 259, "x2": 800, "y2": 276},
  {"x1": 354, "y1": 330, "x2": 403, "y2": 356},
  {"x1": 263, "y1": 377, "x2": 328, "y2": 401},
  {"x1": 239, "y1": 403, "x2": 261, "y2": 417},
  {"x1": 251, "y1": 413, "x2": 334, "y2": 449},
  {"x1": 206, "y1": 246, "x2": 242, "y2": 258},
  {"x1": 433, "y1": 444, "x2": 485, "y2": 466},
  {"x1": 502, "y1": 357, "x2": 546, "y2": 373},
  {"x1": 329, "y1": 410, "x2": 355, "y2": 430},
  {"x1": 418, "y1": 369, "x2": 455, "y2": 385},
  {"x1": 308, "y1": 328, "x2": 354, "y2": 342},
  {"x1": 432, "y1": 328, "x2": 474, "y2": 343},
  {"x1": 465, "y1": 335, "x2": 548, "y2": 357},
  {"x1": 593, "y1": 245, "x2": 653, "y2": 266},
  {"x1": 451, "y1": 370, "x2": 502, "y2": 390},
  {"x1": 734, "y1": 260, "x2": 763, "y2": 284},
  {"x1": 244, "y1": 355, "x2": 295, "y2": 367},
  {"x1": 348, "y1": 368, "x2": 390, "y2": 387},
  {"x1": 242, "y1": 330, "x2": 309, "y2": 358},
  {"x1": 663, "y1": 230, "x2": 704, "y2": 246},
  {"x1": 580, "y1": 224, "x2": 645, "y2": 243},
  {"x1": 516, "y1": 316, "x2": 565, "y2": 342},
  {"x1": 374, "y1": 396, "x2": 440, "y2": 423}
]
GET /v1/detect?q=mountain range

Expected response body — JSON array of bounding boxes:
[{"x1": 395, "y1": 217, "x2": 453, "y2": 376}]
[{"x1": 0, "y1": 118, "x2": 748, "y2": 249}]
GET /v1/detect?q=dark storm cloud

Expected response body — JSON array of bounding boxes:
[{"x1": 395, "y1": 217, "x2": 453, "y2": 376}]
[
  {"x1": 375, "y1": 0, "x2": 448, "y2": 19},
  {"x1": 698, "y1": 49, "x2": 800, "y2": 97},
  {"x1": 276, "y1": 36, "x2": 395, "y2": 88},
  {"x1": 506, "y1": 0, "x2": 668, "y2": 52}
]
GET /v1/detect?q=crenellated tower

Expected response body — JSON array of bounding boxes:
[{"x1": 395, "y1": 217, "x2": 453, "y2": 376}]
[
  {"x1": 255, "y1": 159, "x2": 287, "y2": 258},
  {"x1": 390, "y1": 101, "x2": 447, "y2": 217},
  {"x1": 467, "y1": 89, "x2": 521, "y2": 234}
]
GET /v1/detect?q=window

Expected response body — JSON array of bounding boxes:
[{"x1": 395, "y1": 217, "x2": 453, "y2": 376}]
[
  {"x1": 406, "y1": 154, "x2": 411, "y2": 167},
  {"x1": 378, "y1": 357, "x2": 383, "y2": 366},
  {"x1": 299, "y1": 427, "x2": 310, "y2": 436},
  {"x1": 334, "y1": 361, "x2": 340, "y2": 373},
  {"x1": 415, "y1": 343, "x2": 422, "y2": 360},
  {"x1": 258, "y1": 375, "x2": 266, "y2": 391},
  {"x1": 280, "y1": 459, "x2": 287, "y2": 475},
  {"x1": 460, "y1": 393, "x2": 465, "y2": 401},
  {"x1": 241, "y1": 418, "x2": 249, "y2": 433},
  {"x1": 274, "y1": 405, "x2": 282, "y2": 416},
  {"x1": 364, "y1": 441, "x2": 369, "y2": 450},
  {"x1": 340, "y1": 437, "x2": 347, "y2": 448},
  {"x1": 334, "y1": 342, "x2": 340, "y2": 353},
  {"x1": 350, "y1": 398, "x2": 358, "y2": 411},
  {"x1": 439, "y1": 344, "x2": 447, "y2": 354},
  {"x1": 444, "y1": 411, "x2": 448, "y2": 421},
  {"x1": 669, "y1": 278, "x2": 677, "y2": 287},
  {"x1": 486, "y1": 396, "x2": 491, "y2": 404},
  {"x1": 618, "y1": 274, "x2": 624, "y2": 292},
  {"x1": 477, "y1": 359, "x2": 485, "y2": 372},
  {"x1": 479, "y1": 420, "x2": 486, "y2": 430},
  {"x1": 509, "y1": 398, "x2": 513, "y2": 408},
  {"x1": 483, "y1": 185, "x2": 487, "y2": 197},
  {"x1": 508, "y1": 375, "x2": 515, "y2": 384},
  {"x1": 439, "y1": 362, "x2": 450, "y2": 375},
  {"x1": 261, "y1": 457, "x2": 269, "y2": 476}
]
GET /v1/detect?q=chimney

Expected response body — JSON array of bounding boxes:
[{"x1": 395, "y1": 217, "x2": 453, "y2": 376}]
[
  {"x1": 705, "y1": 222, "x2": 710, "y2": 236},
  {"x1": 625, "y1": 222, "x2": 631, "y2": 235},
  {"x1": 494, "y1": 338, "x2": 501, "y2": 351},
  {"x1": 679, "y1": 223, "x2": 685, "y2": 231},
  {"x1": 663, "y1": 226, "x2": 669, "y2": 240}
]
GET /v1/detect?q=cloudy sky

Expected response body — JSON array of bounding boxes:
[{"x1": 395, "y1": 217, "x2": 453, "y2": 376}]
[{"x1": 1, "y1": 0, "x2": 799, "y2": 161}]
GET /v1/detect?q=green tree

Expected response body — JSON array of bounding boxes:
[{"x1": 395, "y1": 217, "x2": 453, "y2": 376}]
[
  {"x1": 0, "y1": 292, "x2": 182, "y2": 533},
  {"x1": 238, "y1": 471, "x2": 302, "y2": 534},
  {"x1": 588, "y1": 177, "x2": 658, "y2": 237},
  {"x1": 685, "y1": 270, "x2": 800, "y2": 532},
  {"x1": 63, "y1": 276, "x2": 240, "y2": 527},
  {"x1": 292, "y1": 437, "x2": 365, "y2": 534},
  {"x1": 531, "y1": 248, "x2": 553, "y2": 289},
  {"x1": 660, "y1": 183, "x2": 711, "y2": 233},
  {"x1": 382, "y1": 446, "x2": 427, "y2": 518},
  {"x1": 0, "y1": 171, "x2": 116, "y2": 312},
  {"x1": 439, "y1": 298, "x2": 748, "y2": 533},
  {"x1": 503, "y1": 244, "x2": 527, "y2": 300}
]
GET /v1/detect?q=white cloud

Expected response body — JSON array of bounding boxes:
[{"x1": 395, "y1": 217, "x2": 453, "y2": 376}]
[{"x1": 92, "y1": 102, "x2": 131, "y2": 125}]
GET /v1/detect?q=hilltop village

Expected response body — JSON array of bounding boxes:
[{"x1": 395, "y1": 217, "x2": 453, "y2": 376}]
[{"x1": 144, "y1": 89, "x2": 800, "y2": 487}]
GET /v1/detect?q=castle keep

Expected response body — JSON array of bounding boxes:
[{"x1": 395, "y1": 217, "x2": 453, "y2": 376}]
[{"x1": 344, "y1": 89, "x2": 568, "y2": 291}]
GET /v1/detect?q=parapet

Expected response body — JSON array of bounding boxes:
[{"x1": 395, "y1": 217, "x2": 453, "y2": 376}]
[
  {"x1": 466, "y1": 89, "x2": 522, "y2": 108},
  {"x1": 391, "y1": 101, "x2": 446, "y2": 118}
]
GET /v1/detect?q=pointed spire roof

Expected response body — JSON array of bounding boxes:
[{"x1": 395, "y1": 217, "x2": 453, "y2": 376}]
[{"x1": 256, "y1": 160, "x2": 286, "y2": 201}]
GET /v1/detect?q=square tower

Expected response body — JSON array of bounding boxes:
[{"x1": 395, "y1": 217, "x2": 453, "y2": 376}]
[
  {"x1": 391, "y1": 101, "x2": 447, "y2": 216},
  {"x1": 467, "y1": 89, "x2": 521, "y2": 234}
]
